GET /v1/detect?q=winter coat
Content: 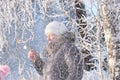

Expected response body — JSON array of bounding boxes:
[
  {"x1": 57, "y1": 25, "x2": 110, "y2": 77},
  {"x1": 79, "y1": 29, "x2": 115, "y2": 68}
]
[{"x1": 32, "y1": 32, "x2": 83, "y2": 80}]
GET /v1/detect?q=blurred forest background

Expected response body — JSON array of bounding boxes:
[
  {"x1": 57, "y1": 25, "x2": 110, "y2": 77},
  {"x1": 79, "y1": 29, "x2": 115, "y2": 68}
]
[{"x1": 0, "y1": 0, "x2": 120, "y2": 80}]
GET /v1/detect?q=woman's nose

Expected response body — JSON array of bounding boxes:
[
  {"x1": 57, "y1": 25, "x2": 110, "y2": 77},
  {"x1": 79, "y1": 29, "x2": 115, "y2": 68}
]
[{"x1": 47, "y1": 36, "x2": 51, "y2": 41}]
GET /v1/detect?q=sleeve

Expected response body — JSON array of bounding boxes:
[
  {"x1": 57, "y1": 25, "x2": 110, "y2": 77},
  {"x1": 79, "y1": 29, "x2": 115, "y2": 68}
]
[
  {"x1": 64, "y1": 44, "x2": 83, "y2": 80},
  {"x1": 32, "y1": 55, "x2": 45, "y2": 75},
  {"x1": 32, "y1": 47, "x2": 49, "y2": 75}
]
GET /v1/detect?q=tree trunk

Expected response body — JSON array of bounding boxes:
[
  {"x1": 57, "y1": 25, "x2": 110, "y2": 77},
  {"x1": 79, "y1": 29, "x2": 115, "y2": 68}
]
[
  {"x1": 75, "y1": 0, "x2": 96, "y2": 71},
  {"x1": 75, "y1": 0, "x2": 87, "y2": 38},
  {"x1": 101, "y1": 0, "x2": 120, "y2": 80}
]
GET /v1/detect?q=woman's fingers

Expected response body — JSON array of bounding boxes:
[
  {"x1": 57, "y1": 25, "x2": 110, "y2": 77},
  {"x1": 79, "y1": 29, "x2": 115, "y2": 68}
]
[{"x1": 28, "y1": 50, "x2": 38, "y2": 62}]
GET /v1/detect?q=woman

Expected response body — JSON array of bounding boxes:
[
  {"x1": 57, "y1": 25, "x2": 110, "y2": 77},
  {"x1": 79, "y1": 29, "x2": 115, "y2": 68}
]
[{"x1": 28, "y1": 21, "x2": 83, "y2": 80}]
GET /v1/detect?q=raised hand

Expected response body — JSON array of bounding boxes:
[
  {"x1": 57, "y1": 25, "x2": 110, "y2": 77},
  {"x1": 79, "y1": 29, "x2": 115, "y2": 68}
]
[{"x1": 28, "y1": 49, "x2": 39, "y2": 62}]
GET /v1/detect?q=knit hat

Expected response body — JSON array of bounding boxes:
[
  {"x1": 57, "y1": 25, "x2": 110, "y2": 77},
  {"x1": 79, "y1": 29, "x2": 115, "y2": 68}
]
[{"x1": 45, "y1": 21, "x2": 67, "y2": 36}]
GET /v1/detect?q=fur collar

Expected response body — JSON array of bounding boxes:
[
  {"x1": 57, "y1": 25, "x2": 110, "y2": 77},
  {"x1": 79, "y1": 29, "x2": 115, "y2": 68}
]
[{"x1": 45, "y1": 32, "x2": 75, "y2": 57}]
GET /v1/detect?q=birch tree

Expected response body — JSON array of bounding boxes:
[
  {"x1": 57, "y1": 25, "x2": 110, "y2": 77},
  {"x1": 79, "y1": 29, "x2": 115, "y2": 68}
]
[{"x1": 101, "y1": 0, "x2": 120, "y2": 79}]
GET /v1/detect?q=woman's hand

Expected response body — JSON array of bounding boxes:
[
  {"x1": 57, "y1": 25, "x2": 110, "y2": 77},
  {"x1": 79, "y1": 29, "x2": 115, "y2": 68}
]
[{"x1": 28, "y1": 49, "x2": 38, "y2": 62}]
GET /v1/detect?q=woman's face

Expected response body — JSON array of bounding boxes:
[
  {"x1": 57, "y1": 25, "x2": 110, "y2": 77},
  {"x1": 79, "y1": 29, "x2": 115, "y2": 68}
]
[{"x1": 46, "y1": 33, "x2": 56, "y2": 42}]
